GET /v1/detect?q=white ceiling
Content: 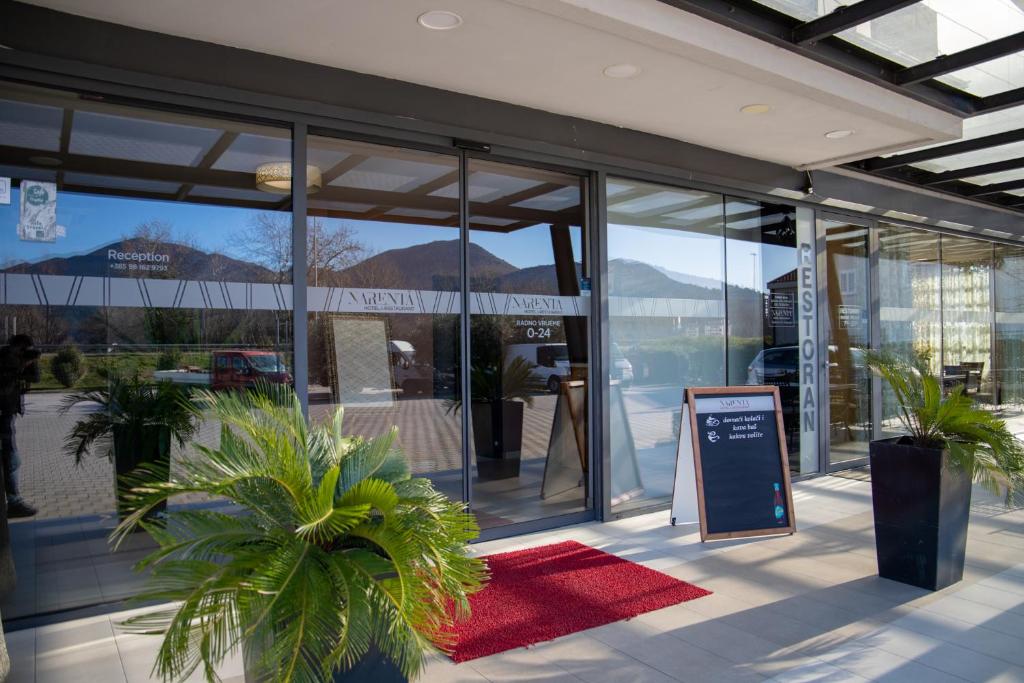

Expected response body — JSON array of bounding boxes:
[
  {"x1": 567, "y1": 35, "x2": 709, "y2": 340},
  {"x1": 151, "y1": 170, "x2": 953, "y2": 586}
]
[{"x1": 24, "y1": 0, "x2": 966, "y2": 169}]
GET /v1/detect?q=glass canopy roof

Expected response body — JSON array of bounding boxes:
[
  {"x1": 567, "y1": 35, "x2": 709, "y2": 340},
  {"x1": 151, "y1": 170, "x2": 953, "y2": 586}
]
[
  {"x1": 721, "y1": 0, "x2": 1024, "y2": 213},
  {"x1": 755, "y1": 0, "x2": 1024, "y2": 96}
]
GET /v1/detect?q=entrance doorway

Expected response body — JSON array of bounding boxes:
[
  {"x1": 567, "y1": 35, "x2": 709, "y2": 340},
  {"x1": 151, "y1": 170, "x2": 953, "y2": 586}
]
[{"x1": 821, "y1": 218, "x2": 873, "y2": 470}]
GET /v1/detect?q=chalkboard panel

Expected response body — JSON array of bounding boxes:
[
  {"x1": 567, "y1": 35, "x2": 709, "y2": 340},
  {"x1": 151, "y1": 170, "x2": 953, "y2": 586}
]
[{"x1": 685, "y1": 386, "x2": 795, "y2": 542}]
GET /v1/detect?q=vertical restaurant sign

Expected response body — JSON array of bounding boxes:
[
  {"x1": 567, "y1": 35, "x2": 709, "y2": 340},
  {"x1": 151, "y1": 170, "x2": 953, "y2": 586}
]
[
  {"x1": 796, "y1": 238, "x2": 818, "y2": 473},
  {"x1": 18, "y1": 181, "x2": 57, "y2": 242}
]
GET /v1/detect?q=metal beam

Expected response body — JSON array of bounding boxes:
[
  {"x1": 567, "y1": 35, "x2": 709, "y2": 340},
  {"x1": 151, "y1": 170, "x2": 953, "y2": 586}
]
[
  {"x1": 654, "y1": 0, "x2": 975, "y2": 115},
  {"x1": 791, "y1": 0, "x2": 920, "y2": 46},
  {"x1": 977, "y1": 86, "x2": 1024, "y2": 114},
  {"x1": 894, "y1": 31, "x2": 1024, "y2": 85},
  {"x1": 923, "y1": 156, "x2": 1024, "y2": 185},
  {"x1": 967, "y1": 178, "x2": 1024, "y2": 197},
  {"x1": 861, "y1": 128, "x2": 1024, "y2": 171}
]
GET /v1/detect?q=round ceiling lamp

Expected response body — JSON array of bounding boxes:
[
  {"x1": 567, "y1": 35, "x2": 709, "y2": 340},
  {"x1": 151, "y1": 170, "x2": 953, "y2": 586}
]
[
  {"x1": 418, "y1": 10, "x2": 463, "y2": 30},
  {"x1": 603, "y1": 63, "x2": 641, "y2": 79},
  {"x1": 255, "y1": 162, "x2": 323, "y2": 195},
  {"x1": 740, "y1": 103, "x2": 772, "y2": 115},
  {"x1": 824, "y1": 129, "x2": 855, "y2": 140}
]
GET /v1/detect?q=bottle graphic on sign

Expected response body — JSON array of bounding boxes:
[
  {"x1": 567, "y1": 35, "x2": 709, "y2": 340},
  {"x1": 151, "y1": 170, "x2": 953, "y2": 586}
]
[{"x1": 773, "y1": 483, "x2": 785, "y2": 525}]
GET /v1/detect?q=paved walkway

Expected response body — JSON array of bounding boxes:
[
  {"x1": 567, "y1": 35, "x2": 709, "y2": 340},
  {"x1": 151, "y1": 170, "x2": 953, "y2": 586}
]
[{"x1": 7, "y1": 475, "x2": 1024, "y2": 682}]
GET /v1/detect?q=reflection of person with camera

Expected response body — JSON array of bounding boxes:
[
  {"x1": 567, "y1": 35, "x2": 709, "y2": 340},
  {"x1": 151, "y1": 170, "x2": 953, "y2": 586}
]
[{"x1": 0, "y1": 335, "x2": 40, "y2": 518}]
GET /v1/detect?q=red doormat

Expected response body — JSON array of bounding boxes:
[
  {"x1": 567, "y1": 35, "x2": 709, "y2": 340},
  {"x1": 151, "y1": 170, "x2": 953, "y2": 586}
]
[{"x1": 448, "y1": 540, "x2": 711, "y2": 662}]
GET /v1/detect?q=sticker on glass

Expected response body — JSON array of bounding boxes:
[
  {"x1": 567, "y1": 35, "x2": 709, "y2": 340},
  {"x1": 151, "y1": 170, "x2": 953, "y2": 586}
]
[{"x1": 18, "y1": 181, "x2": 57, "y2": 242}]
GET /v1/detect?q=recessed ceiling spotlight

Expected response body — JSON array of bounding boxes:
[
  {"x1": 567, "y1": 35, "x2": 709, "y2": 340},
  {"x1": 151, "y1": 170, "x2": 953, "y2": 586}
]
[
  {"x1": 28, "y1": 155, "x2": 62, "y2": 167},
  {"x1": 740, "y1": 103, "x2": 772, "y2": 114},
  {"x1": 603, "y1": 63, "x2": 641, "y2": 79},
  {"x1": 418, "y1": 10, "x2": 462, "y2": 30},
  {"x1": 824, "y1": 129, "x2": 855, "y2": 139}
]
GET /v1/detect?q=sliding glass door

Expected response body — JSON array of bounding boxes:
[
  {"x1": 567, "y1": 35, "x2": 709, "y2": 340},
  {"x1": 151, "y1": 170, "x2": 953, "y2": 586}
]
[
  {"x1": 467, "y1": 159, "x2": 591, "y2": 529},
  {"x1": 821, "y1": 218, "x2": 873, "y2": 470}
]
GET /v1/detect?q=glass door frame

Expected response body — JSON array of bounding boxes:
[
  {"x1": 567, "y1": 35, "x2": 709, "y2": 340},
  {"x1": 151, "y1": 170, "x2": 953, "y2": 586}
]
[
  {"x1": 458, "y1": 149, "x2": 599, "y2": 540},
  {"x1": 816, "y1": 211, "x2": 880, "y2": 473}
]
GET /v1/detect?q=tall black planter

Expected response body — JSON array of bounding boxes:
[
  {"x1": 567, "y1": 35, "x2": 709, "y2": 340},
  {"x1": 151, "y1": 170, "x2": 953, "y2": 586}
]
[
  {"x1": 471, "y1": 400, "x2": 524, "y2": 480},
  {"x1": 869, "y1": 436, "x2": 972, "y2": 591},
  {"x1": 112, "y1": 424, "x2": 171, "y2": 520}
]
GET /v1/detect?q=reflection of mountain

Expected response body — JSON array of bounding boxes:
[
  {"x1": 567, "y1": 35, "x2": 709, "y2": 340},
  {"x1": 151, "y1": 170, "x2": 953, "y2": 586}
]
[
  {"x1": 4, "y1": 238, "x2": 278, "y2": 282},
  {"x1": 340, "y1": 240, "x2": 516, "y2": 290},
  {"x1": 4, "y1": 238, "x2": 765, "y2": 304},
  {"x1": 650, "y1": 263, "x2": 728, "y2": 292}
]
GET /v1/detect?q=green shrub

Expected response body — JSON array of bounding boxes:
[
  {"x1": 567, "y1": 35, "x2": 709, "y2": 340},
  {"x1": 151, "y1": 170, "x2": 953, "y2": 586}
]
[
  {"x1": 155, "y1": 348, "x2": 182, "y2": 371},
  {"x1": 50, "y1": 345, "x2": 85, "y2": 388}
]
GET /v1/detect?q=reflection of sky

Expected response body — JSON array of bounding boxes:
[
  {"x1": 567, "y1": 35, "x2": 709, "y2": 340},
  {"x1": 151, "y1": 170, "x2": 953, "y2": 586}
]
[
  {"x1": 3, "y1": 187, "x2": 792, "y2": 282},
  {"x1": 0, "y1": 187, "x2": 254, "y2": 265},
  {"x1": 2, "y1": 187, "x2": 584, "y2": 271},
  {"x1": 609, "y1": 222, "x2": 795, "y2": 291}
]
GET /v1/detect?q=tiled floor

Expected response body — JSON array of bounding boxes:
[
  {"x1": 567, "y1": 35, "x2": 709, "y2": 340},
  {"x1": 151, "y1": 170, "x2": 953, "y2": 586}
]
[{"x1": 7, "y1": 475, "x2": 1024, "y2": 682}]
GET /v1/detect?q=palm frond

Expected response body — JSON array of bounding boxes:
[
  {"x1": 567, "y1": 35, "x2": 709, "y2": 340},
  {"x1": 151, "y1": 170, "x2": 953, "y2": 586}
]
[
  {"x1": 114, "y1": 384, "x2": 486, "y2": 682},
  {"x1": 866, "y1": 350, "x2": 1024, "y2": 502}
]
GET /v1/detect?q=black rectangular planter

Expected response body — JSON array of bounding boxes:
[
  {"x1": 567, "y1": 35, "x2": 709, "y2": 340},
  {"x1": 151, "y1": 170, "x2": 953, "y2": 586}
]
[
  {"x1": 471, "y1": 399, "x2": 524, "y2": 480},
  {"x1": 869, "y1": 436, "x2": 972, "y2": 591}
]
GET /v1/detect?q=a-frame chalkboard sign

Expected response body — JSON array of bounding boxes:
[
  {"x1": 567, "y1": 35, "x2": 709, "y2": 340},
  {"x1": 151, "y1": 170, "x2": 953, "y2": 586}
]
[{"x1": 685, "y1": 385, "x2": 796, "y2": 542}]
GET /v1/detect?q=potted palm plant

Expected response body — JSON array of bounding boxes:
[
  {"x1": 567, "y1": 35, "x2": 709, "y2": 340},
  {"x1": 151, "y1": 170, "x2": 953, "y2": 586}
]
[
  {"x1": 112, "y1": 384, "x2": 486, "y2": 682},
  {"x1": 62, "y1": 373, "x2": 197, "y2": 518},
  {"x1": 866, "y1": 351, "x2": 1024, "y2": 590},
  {"x1": 447, "y1": 356, "x2": 537, "y2": 480}
]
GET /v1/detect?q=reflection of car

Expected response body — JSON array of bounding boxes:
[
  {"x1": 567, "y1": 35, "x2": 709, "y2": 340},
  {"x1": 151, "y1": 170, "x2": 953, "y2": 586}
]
[
  {"x1": 747, "y1": 346, "x2": 800, "y2": 387},
  {"x1": 611, "y1": 343, "x2": 634, "y2": 387},
  {"x1": 154, "y1": 350, "x2": 291, "y2": 390}
]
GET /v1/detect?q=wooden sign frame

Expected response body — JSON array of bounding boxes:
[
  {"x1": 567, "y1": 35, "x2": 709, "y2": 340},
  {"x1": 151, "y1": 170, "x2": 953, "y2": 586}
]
[{"x1": 685, "y1": 385, "x2": 796, "y2": 542}]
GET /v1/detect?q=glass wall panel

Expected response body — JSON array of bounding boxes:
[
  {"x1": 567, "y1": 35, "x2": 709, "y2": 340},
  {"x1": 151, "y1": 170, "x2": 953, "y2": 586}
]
[
  {"x1": 877, "y1": 225, "x2": 941, "y2": 437},
  {"x1": 995, "y1": 244, "x2": 1024, "y2": 409},
  {"x1": 941, "y1": 236, "x2": 993, "y2": 404},
  {"x1": 0, "y1": 82, "x2": 292, "y2": 619},
  {"x1": 725, "y1": 199, "x2": 804, "y2": 473},
  {"x1": 467, "y1": 159, "x2": 589, "y2": 528},
  {"x1": 606, "y1": 179, "x2": 726, "y2": 513},
  {"x1": 304, "y1": 136, "x2": 462, "y2": 502},
  {"x1": 821, "y1": 220, "x2": 872, "y2": 467}
]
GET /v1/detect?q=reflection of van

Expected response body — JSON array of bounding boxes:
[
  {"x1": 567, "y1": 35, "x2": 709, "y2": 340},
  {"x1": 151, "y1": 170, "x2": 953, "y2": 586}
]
[
  {"x1": 389, "y1": 340, "x2": 433, "y2": 395},
  {"x1": 506, "y1": 343, "x2": 633, "y2": 393},
  {"x1": 506, "y1": 343, "x2": 570, "y2": 394}
]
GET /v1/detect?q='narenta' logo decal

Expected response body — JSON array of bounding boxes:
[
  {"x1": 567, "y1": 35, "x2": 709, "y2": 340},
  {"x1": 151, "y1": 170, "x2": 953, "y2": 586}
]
[{"x1": 717, "y1": 398, "x2": 751, "y2": 410}]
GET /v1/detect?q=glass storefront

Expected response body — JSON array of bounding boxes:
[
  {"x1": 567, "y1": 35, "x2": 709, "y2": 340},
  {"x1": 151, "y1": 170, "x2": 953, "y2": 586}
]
[
  {"x1": 3, "y1": 76, "x2": 1024, "y2": 622},
  {"x1": 607, "y1": 181, "x2": 813, "y2": 514},
  {"x1": 0, "y1": 83, "x2": 294, "y2": 618}
]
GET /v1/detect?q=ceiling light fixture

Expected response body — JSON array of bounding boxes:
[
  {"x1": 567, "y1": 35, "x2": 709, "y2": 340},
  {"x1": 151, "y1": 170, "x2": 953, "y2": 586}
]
[
  {"x1": 824, "y1": 129, "x2": 855, "y2": 140},
  {"x1": 603, "y1": 63, "x2": 640, "y2": 79},
  {"x1": 255, "y1": 162, "x2": 323, "y2": 195},
  {"x1": 740, "y1": 103, "x2": 772, "y2": 115},
  {"x1": 418, "y1": 10, "x2": 463, "y2": 30}
]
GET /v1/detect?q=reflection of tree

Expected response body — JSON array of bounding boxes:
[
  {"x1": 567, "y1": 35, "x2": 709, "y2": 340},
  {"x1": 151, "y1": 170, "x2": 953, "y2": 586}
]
[{"x1": 235, "y1": 213, "x2": 367, "y2": 285}]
